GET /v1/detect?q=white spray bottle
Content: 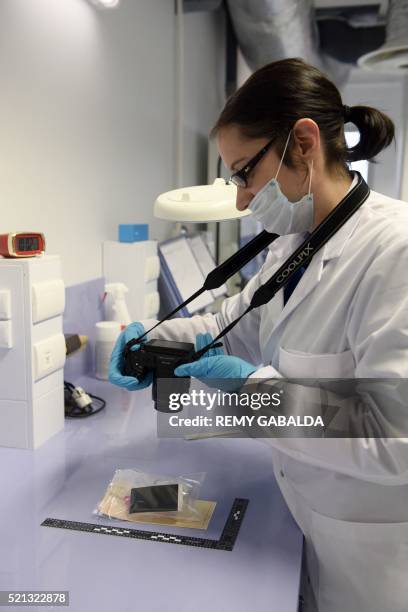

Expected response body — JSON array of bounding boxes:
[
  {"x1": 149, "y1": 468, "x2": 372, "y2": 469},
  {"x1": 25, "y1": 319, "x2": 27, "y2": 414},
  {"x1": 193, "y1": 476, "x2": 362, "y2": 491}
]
[{"x1": 104, "y1": 282, "x2": 132, "y2": 327}]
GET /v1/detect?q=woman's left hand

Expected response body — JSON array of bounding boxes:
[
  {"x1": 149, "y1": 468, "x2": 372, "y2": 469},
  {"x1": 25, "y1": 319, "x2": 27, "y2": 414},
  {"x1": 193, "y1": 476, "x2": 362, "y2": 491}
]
[
  {"x1": 174, "y1": 333, "x2": 256, "y2": 390},
  {"x1": 175, "y1": 354, "x2": 256, "y2": 379}
]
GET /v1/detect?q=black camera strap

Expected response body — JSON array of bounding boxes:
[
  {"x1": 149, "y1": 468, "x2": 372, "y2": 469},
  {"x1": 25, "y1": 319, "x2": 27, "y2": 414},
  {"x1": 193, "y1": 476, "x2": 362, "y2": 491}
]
[
  {"x1": 127, "y1": 229, "x2": 279, "y2": 348},
  {"x1": 192, "y1": 172, "x2": 370, "y2": 360}
]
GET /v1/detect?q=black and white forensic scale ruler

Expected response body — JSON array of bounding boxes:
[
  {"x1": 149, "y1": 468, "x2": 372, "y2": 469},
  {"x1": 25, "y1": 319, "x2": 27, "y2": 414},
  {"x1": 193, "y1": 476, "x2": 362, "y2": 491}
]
[{"x1": 41, "y1": 498, "x2": 248, "y2": 552}]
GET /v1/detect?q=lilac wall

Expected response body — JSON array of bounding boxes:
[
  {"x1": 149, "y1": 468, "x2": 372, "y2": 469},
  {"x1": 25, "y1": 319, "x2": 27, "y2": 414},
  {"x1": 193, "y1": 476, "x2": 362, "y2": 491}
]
[{"x1": 63, "y1": 278, "x2": 105, "y2": 382}]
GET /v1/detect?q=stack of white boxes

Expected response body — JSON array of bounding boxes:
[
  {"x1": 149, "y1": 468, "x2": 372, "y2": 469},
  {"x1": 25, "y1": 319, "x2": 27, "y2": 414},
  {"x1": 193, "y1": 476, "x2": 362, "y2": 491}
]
[
  {"x1": 102, "y1": 241, "x2": 160, "y2": 321},
  {"x1": 0, "y1": 255, "x2": 66, "y2": 449}
]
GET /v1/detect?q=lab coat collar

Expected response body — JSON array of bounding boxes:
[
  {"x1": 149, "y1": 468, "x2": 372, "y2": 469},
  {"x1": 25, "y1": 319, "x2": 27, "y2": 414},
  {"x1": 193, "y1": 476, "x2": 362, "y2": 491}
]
[
  {"x1": 321, "y1": 203, "x2": 365, "y2": 262},
  {"x1": 319, "y1": 171, "x2": 364, "y2": 262}
]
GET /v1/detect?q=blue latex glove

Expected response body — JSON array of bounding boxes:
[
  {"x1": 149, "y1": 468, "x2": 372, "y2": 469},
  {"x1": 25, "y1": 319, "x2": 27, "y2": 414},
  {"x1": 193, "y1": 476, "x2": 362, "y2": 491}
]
[
  {"x1": 108, "y1": 322, "x2": 153, "y2": 391},
  {"x1": 174, "y1": 333, "x2": 256, "y2": 391},
  {"x1": 195, "y1": 332, "x2": 224, "y2": 358}
]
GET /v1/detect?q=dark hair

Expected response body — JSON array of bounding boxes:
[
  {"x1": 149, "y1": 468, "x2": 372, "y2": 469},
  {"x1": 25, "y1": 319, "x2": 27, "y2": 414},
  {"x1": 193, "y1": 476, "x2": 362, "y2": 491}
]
[{"x1": 211, "y1": 58, "x2": 395, "y2": 171}]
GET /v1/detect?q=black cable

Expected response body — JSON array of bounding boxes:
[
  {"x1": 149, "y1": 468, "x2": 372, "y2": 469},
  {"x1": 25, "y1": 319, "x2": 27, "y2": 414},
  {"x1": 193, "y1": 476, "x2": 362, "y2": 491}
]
[{"x1": 64, "y1": 381, "x2": 106, "y2": 419}]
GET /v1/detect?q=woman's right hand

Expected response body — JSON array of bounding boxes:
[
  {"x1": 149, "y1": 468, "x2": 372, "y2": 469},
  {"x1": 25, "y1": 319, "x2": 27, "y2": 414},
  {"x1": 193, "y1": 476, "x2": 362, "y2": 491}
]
[{"x1": 108, "y1": 322, "x2": 153, "y2": 391}]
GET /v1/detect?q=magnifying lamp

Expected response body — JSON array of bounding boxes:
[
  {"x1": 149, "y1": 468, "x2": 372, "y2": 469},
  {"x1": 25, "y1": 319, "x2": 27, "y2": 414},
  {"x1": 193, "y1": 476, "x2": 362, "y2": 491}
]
[{"x1": 154, "y1": 178, "x2": 251, "y2": 223}]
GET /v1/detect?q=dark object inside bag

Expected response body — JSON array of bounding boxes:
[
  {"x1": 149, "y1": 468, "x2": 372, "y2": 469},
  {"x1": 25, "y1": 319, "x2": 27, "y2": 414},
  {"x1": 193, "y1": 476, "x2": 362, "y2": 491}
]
[{"x1": 129, "y1": 484, "x2": 179, "y2": 514}]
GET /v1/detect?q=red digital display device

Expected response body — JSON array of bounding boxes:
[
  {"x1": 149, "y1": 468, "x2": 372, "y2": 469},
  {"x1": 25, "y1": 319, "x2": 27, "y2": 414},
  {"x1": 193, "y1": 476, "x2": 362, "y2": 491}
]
[{"x1": 0, "y1": 232, "x2": 46, "y2": 258}]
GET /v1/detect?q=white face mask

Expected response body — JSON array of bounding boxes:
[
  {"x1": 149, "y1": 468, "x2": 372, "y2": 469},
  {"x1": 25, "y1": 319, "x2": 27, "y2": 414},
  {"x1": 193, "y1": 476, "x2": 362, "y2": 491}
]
[{"x1": 248, "y1": 132, "x2": 314, "y2": 235}]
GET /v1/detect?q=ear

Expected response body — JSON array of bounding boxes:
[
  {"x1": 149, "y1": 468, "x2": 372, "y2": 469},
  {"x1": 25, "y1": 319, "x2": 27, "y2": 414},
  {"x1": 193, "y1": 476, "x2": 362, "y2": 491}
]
[{"x1": 291, "y1": 118, "x2": 320, "y2": 161}]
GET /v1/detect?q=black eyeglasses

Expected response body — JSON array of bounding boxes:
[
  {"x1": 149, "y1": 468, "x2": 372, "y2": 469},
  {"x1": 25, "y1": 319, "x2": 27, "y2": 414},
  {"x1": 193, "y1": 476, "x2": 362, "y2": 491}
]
[{"x1": 229, "y1": 139, "x2": 274, "y2": 188}]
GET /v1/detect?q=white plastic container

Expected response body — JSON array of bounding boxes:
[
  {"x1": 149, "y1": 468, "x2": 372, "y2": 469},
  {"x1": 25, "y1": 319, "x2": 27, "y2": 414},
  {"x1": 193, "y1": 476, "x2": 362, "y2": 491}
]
[
  {"x1": 102, "y1": 241, "x2": 160, "y2": 321},
  {"x1": 95, "y1": 321, "x2": 121, "y2": 380},
  {"x1": 0, "y1": 255, "x2": 65, "y2": 449}
]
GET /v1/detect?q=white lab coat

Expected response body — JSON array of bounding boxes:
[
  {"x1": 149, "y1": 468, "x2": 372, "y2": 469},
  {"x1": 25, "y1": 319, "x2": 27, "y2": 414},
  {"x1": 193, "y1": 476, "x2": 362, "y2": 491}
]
[{"x1": 143, "y1": 188, "x2": 408, "y2": 612}]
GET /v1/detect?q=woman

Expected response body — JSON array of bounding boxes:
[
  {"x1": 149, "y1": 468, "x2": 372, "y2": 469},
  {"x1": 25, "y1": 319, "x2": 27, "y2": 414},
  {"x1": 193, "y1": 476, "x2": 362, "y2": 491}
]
[{"x1": 109, "y1": 59, "x2": 408, "y2": 611}]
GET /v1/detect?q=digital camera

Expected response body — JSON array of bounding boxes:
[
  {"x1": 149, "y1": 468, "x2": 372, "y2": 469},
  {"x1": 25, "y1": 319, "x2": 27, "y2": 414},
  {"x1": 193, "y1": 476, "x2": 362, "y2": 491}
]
[{"x1": 123, "y1": 339, "x2": 195, "y2": 413}]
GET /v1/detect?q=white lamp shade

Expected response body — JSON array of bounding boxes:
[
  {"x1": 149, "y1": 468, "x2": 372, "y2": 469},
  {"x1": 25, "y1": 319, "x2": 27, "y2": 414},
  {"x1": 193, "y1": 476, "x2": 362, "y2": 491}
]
[{"x1": 154, "y1": 179, "x2": 251, "y2": 223}]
